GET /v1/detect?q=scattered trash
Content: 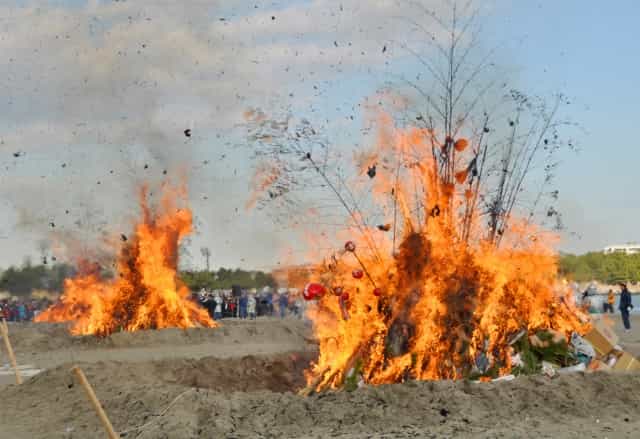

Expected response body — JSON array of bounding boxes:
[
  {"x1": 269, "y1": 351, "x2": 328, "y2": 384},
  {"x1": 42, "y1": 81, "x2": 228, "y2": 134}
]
[
  {"x1": 570, "y1": 332, "x2": 596, "y2": 360},
  {"x1": 611, "y1": 351, "x2": 640, "y2": 372},
  {"x1": 584, "y1": 317, "x2": 618, "y2": 357},
  {"x1": 510, "y1": 352, "x2": 523, "y2": 368},
  {"x1": 475, "y1": 352, "x2": 490, "y2": 374},
  {"x1": 492, "y1": 374, "x2": 515, "y2": 382},
  {"x1": 557, "y1": 362, "x2": 586, "y2": 374},
  {"x1": 541, "y1": 361, "x2": 558, "y2": 378}
]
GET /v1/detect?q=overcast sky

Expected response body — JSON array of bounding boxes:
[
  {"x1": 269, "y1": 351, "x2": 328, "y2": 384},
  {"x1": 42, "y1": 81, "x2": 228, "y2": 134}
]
[{"x1": 1, "y1": 0, "x2": 639, "y2": 270}]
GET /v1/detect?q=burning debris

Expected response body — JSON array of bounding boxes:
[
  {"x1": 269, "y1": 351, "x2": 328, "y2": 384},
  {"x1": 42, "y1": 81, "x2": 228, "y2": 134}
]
[{"x1": 36, "y1": 184, "x2": 216, "y2": 336}]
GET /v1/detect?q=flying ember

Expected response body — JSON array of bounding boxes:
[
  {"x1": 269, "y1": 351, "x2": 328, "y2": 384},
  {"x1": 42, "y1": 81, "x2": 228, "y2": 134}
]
[
  {"x1": 35, "y1": 184, "x2": 216, "y2": 336},
  {"x1": 296, "y1": 114, "x2": 588, "y2": 390}
]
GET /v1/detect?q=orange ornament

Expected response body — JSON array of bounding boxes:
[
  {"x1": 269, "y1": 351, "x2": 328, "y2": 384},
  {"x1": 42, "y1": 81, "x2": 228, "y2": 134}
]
[
  {"x1": 464, "y1": 189, "x2": 473, "y2": 200},
  {"x1": 455, "y1": 170, "x2": 469, "y2": 184},
  {"x1": 454, "y1": 138, "x2": 469, "y2": 152},
  {"x1": 442, "y1": 182, "x2": 455, "y2": 198}
]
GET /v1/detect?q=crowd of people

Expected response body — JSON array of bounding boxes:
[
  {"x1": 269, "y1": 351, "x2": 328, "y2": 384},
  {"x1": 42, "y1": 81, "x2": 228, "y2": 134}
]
[
  {"x1": 194, "y1": 287, "x2": 305, "y2": 321},
  {"x1": 0, "y1": 299, "x2": 51, "y2": 322}
]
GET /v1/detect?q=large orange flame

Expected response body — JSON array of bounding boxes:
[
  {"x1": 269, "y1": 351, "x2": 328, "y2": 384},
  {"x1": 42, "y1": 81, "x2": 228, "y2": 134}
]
[
  {"x1": 36, "y1": 184, "x2": 216, "y2": 335},
  {"x1": 302, "y1": 115, "x2": 588, "y2": 388}
]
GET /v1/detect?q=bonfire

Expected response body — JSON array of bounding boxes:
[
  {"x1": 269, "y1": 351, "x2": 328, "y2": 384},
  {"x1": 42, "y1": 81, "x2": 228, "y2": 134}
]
[
  {"x1": 36, "y1": 184, "x2": 216, "y2": 336},
  {"x1": 245, "y1": 106, "x2": 589, "y2": 392}
]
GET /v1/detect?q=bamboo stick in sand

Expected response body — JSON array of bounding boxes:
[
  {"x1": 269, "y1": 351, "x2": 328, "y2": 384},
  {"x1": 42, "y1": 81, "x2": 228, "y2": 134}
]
[
  {"x1": 1, "y1": 318, "x2": 22, "y2": 385},
  {"x1": 71, "y1": 365, "x2": 120, "y2": 439}
]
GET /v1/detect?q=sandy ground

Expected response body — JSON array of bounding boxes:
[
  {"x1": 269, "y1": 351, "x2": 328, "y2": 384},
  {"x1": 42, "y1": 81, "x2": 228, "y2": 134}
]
[{"x1": 0, "y1": 316, "x2": 638, "y2": 438}]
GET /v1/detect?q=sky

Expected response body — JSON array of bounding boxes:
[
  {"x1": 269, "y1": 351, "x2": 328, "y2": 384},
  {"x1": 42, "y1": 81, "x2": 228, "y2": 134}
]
[{"x1": 0, "y1": 0, "x2": 639, "y2": 270}]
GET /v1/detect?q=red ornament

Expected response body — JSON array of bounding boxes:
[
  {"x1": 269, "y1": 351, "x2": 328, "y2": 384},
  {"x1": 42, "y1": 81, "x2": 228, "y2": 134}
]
[
  {"x1": 333, "y1": 286, "x2": 344, "y2": 296},
  {"x1": 352, "y1": 269, "x2": 364, "y2": 279},
  {"x1": 303, "y1": 283, "x2": 326, "y2": 301},
  {"x1": 373, "y1": 288, "x2": 382, "y2": 297},
  {"x1": 340, "y1": 292, "x2": 350, "y2": 301},
  {"x1": 344, "y1": 241, "x2": 356, "y2": 252}
]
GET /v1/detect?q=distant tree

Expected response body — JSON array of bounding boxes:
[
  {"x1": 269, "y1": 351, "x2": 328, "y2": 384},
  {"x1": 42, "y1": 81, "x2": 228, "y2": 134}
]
[
  {"x1": 179, "y1": 268, "x2": 277, "y2": 291},
  {"x1": 559, "y1": 252, "x2": 640, "y2": 284},
  {"x1": 0, "y1": 262, "x2": 75, "y2": 296}
]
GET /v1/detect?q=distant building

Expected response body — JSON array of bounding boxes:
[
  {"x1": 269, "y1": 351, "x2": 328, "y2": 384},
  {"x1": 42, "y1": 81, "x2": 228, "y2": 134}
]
[{"x1": 603, "y1": 244, "x2": 640, "y2": 255}]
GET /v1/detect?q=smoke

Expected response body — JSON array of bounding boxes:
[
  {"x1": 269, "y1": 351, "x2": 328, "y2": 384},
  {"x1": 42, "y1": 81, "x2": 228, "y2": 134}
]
[{"x1": 0, "y1": 0, "x2": 474, "y2": 268}]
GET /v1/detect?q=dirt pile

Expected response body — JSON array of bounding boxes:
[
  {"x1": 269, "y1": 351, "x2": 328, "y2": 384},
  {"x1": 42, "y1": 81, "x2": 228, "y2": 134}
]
[
  {"x1": 1, "y1": 318, "x2": 639, "y2": 438},
  {"x1": 1, "y1": 360, "x2": 639, "y2": 438},
  {"x1": 8, "y1": 319, "x2": 314, "y2": 354},
  {"x1": 155, "y1": 352, "x2": 315, "y2": 393}
]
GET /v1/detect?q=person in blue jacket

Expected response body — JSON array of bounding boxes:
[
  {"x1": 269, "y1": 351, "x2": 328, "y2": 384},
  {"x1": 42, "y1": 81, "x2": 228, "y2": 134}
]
[{"x1": 619, "y1": 283, "x2": 634, "y2": 332}]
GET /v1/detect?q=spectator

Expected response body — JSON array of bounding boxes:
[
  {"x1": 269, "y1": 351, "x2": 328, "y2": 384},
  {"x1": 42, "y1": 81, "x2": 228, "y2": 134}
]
[
  {"x1": 229, "y1": 297, "x2": 237, "y2": 318},
  {"x1": 293, "y1": 294, "x2": 303, "y2": 319},
  {"x1": 604, "y1": 289, "x2": 615, "y2": 314},
  {"x1": 213, "y1": 292, "x2": 223, "y2": 320},
  {"x1": 279, "y1": 292, "x2": 288, "y2": 319},
  {"x1": 239, "y1": 292, "x2": 248, "y2": 319},
  {"x1": 247, "y1": 293, "x2": 257, "y2": 320},
  {"x1": 619, "y1": 283, "x2": 634, "y2": 333},
  {"x1": 17, "y1": 302, "x2": 26, "y2": 322},
  {"x1": 267, "y1": 291, "x2": 274, "y2": 316}
]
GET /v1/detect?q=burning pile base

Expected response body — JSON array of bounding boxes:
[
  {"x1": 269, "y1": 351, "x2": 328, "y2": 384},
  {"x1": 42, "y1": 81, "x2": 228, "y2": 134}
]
[{"x1": 301, "y1": 227, "x2": 589, "y2": 393}]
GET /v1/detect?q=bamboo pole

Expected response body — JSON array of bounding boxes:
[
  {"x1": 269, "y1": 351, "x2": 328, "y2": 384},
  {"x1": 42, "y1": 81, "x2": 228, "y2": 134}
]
[
  {"x1": 71, "y1": 366, "x2": 120, "y2": 439},
  {"x1": 1, "y1": 318, "x2": 22, "y2": 385}
]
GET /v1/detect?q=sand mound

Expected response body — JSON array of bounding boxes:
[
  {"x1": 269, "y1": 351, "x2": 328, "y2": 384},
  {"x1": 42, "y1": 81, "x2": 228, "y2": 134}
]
[
  {"x1": 154, "y1": 352, "x2": 315, "y2": 393},
  {"x1": 1, "y1": 318, "x2": 639, "y2": 438},
  {"x1": 8, "y1": 319, "x2": 314, "y2": 354},
  {"x1": 1, "y1": 358, "x2": 638, "y2": 438}
]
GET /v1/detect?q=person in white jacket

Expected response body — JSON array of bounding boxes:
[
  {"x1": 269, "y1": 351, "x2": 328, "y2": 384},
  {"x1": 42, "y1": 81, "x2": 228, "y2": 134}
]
[
  {"x1": 213, "y1": 292, "x2": 223, "y2": 320},
  {"x1": 247, "y1": 294, "x2": 257, "y2": 320}
]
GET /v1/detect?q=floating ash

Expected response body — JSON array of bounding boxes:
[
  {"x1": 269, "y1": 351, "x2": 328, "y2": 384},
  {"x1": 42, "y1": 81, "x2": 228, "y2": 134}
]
[{"x1": 36, "y1": 184, "x2": 216, "y2": 336}]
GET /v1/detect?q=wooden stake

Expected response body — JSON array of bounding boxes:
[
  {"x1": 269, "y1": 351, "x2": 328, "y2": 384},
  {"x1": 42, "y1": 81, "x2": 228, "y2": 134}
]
[
  {"x1": 1, "y1": 318, "x2": 22, "y2": 385},
  {"x1": 71, "y1": 366, "x2": 120, "y2": 439}
]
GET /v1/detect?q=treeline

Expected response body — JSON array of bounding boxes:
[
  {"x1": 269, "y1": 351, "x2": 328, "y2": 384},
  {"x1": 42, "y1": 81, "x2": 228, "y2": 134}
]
[
  {"x1": 559, "y1": 252, "x2": 640, "y2": 283},
  {"x1": 180, "y1": 268, "x2": 276, "y2": 290},
  {"x1": 0, "y1": 261, "x2": 75, "y2": 296},
  {"x1": 1, "y1": 262, "x2": 276, "y2": 296}
]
